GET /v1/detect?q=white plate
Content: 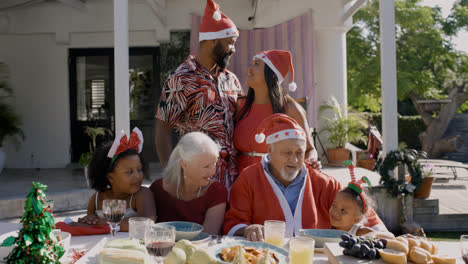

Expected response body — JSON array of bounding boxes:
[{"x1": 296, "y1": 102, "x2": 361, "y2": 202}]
[
  {"x1": 191, "y1": 232, "x2": 211, "y2": 244},
  {"x1": 213, "y1": 240, "x2": 289, "y2": 264},
  {"x1": 74, "y1": 237, "x2": 110, "y2": 264},
  {"x1": 0, "y1": 231, "x2": 18, "y2": 263}
]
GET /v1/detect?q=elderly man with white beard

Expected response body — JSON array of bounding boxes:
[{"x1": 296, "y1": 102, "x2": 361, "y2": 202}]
[{"x1": 223, "y1": 113, "x2": 385, "y2": 241}]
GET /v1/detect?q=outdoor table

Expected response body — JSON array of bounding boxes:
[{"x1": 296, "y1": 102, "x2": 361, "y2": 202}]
[{"x1": 0, "y1": 222, "x2": 464, "y2": 263}]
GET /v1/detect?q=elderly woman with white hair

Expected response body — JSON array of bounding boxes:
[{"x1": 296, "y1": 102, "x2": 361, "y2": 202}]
[{"x1": 150, "y1": 132, "x2": 228, "y2": 235}]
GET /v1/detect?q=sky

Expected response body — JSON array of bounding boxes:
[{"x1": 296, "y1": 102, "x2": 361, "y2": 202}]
[{"x1": 421, "y1": 0, "x2": 468, "y2": 53}]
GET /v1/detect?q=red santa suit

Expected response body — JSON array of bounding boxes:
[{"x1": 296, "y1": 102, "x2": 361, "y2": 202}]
[{"x1": 223, "y1": 161, "x2": 386, "y2": 236}]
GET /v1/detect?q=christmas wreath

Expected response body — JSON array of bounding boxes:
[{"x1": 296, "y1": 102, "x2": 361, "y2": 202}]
[{"x1": 377, "y1": 149, "x2": 426, "y2": 197}]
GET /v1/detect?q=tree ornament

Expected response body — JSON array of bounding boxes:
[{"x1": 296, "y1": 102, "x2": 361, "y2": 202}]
[{"x1": 1, "y1": 182, "x2": 64, "y2": 263}]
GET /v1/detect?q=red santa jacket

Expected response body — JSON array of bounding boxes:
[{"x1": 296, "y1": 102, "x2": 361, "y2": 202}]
[{"x1": 223, "y1": 162, "x2": 385, "y2": 236}]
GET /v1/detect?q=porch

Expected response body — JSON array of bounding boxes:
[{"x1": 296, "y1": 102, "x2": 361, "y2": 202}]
[{"x1": 1, "y1": 164, "x2": 467, "y2": 232}]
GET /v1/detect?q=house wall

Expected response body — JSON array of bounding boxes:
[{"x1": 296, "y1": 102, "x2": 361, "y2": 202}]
[
  {"x1": 0, "y1": 0, "x2": 166, "y2": 168},
  {"x1": 0, "y1": 0, "x2": 352, "y2": 168}
]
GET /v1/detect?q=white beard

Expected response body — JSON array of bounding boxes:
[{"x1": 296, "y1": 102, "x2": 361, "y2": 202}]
[{"x1": 280, "y1": 167, "x2": 300, "y2": 181}]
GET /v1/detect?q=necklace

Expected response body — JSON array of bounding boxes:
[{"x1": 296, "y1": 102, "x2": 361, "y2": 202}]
[{"x1": 176, "y1": 186, "x2": 202, "y2": 200}]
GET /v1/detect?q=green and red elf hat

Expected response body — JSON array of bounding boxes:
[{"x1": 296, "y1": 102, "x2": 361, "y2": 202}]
[{"x1": 343, "y1": 160, "x2": 372, "y2": 214}]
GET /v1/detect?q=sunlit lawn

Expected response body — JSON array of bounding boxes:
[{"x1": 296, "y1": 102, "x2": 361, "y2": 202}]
[{"x1": 426, "y1": 231, "x2": 467, "y2": 242}]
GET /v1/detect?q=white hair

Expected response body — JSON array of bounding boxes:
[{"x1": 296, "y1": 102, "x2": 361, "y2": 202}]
[{"x1": 164, "y1": 132, "x2": 220, "y2": 188}]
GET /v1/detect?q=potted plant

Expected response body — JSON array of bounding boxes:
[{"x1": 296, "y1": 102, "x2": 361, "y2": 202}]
[
  {"x1": 0, "y1": 62, "x2": 25, "y2": 174},
  {"x1": 356, "y1": 151, "x2": 376, "y2": 171},
  {"x1": 414, "y1": 163, "x2": 435, "y2": 199},
  {"x1": 79, "y1": 126, "x2": 112, "y2": 186},
  {"x1": 319, "y1": 96, "x2": 367, "y2": 166}
]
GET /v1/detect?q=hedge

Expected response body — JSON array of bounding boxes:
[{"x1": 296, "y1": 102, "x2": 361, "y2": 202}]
[{"x1": 367, "y1": 113, "x2": 426, "y2": 150}]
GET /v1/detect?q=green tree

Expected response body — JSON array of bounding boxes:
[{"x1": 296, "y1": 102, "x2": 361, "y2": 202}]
[
  {"x1": 347, "y1": 0, "x2": 468, "y2": 157},
  {"x1": 1, "y1": 182, "x2": 64, "y2": 263}
]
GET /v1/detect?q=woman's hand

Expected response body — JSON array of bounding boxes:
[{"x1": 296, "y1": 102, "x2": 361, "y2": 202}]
[
  {"x1": 305, "y1": 158, "x2": 322, "y2": 171},
  {"x1": 244, "y1": 224, "x2": 265, "y2": 242},
  {"x1": 77, "y1": 214, "x2": 107, "y2": 225}
]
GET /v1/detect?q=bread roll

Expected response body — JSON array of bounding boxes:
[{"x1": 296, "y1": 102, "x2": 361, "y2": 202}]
[
  {"x1": 431, "y1": 242, "x2": 439, "y2": 255},
  {"x1": 386, "y1": 239, "x2": 409, "y2": 254},
  {"x1": 419, "y1": 240, "x2": 432, "y2": 253},
  {"x1": 432, "y1": 255, "x2": 456, "y2": 264},
  {"x1": 408, "y1": 247, "x2": 431, "y2": 264},
  {"x1": 396, "y1": 236, "x2": 409, "y2": 246},
  {"x1": 407, "y1": 238, "x2": 421, "y2": 250},
  {"x1": 378, "y1": 248, "x2": 407, "y2": 264}
]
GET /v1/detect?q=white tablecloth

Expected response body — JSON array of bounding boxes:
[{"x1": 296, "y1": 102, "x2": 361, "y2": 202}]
[{"x1": 0, "y1": 222, "x2": 462, "y2": 263}]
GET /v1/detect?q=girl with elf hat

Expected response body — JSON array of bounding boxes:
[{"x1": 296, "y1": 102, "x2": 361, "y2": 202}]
[
  {"x1": 329, "y1": 160, "x2": 394, "y2": 238},
  {"x1": 234, "y1": 49, "x2": 320, "y2": 174},
  {"x1": 74, "y1": 128, "x2": 156, "y2": 232}
]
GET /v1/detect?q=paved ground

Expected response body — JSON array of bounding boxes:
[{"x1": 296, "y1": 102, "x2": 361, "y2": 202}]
[{"x1": 1, "y1": 163, "x2": 467, "y2": 223}]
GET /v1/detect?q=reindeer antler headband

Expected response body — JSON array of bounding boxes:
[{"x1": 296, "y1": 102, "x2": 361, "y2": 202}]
[{"x1": 343, "y1": 160, "x2": 372, "y2": 214}]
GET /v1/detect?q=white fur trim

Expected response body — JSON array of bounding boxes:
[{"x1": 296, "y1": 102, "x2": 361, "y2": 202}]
[
  {"x1": 289, "y1": 82, "x2": 297, "y2": 92},
  {"x1": 213, "y1": 11, "x2": 221, "y2": 21},
  {"x1": 132, "y1": 127, "x2": 144, "y2": 153},
  {"x1": 255, "y1": 133, "x2": 265, "y2": 143},
  {"x1": 262, "y1": 167, "x2": 295, "y2": 238},
  {"x1": 227, "y1": 223, "x2": 248, "y2": 236},
  {"x1": 254, "y1": 54, "x2": 284, "y2": 84},
  {"x1": 265, "y1": 129, "x2": 306, "y2": 145},
  {"x1": 107, "y1": 130, "x2": 126, "y2": 158},
  {"x1": 199, "y1": 26, "x2": 239, "y2": 41},
  {"x1": 293, "y1": 167, "x2": 307, "y2": 236}
]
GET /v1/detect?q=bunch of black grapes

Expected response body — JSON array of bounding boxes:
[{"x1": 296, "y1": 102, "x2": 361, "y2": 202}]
[{"x1": 339, "y1": 233, "x2": 387, "y2": 259}]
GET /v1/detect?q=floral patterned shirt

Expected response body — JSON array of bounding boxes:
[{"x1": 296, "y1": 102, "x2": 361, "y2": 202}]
[{"x1": 156, "y1": 55, "x2": 243, "y2": 187}]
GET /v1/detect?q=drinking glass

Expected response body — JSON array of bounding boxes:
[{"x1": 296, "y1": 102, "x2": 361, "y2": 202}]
[
  {"x1": 102, "y1": 199, "x2": 126, "y2": 237},
  {"x1": 289, "y1": 237, "x2": 315, "y2": 264},
  {"x1": 129, "y1": 217, "x2": 153, "y2": 242},
  {"x1": 264, "y1": 220, "x2": 286, "y2": 247},
  {"x1": 461, "y1": 235, "x2": 468, "y2": 264},
  {"x1": 144, "y1": 224, "x2": 176, "y2": 264}
]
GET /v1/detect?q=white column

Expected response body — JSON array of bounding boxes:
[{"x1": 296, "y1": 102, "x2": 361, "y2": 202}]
[
  {"x1": 379, "y1": 0, "x2": 398, "y2": 155},
  {"x1": 114, "y1": 0, "x2": 130, "y2": 135},
  {"x1": 314, "y1": 28, "x2": 347, "y2": 130}
]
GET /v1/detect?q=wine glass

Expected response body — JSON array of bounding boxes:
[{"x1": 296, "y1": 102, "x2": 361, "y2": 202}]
[
  {"x1": 102, "y1": 199, "x2": 126, "y2": 237},
  {"x1": 144, "y1": 224, "x2": 175, "y2": 263},
  {"x1": 461, "y1": 235, "x2": 468, "y2": 264}
]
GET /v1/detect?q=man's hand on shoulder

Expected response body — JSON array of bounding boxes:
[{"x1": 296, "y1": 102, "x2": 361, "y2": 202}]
[{"x1": 244, "y1": 224, "x2": 264, "y2": 242}]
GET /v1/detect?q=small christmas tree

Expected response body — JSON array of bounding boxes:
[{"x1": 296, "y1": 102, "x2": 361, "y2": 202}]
[{"x1": 1, "y1": 182, "x2": 64, "y2": 264}]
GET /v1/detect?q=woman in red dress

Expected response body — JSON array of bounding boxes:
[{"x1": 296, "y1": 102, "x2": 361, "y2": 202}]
[
  {"x1": 150, "y1": 132, "x2": 228, "y2": 235},
  {"x1": 234, "y1": 50, "x2": 319, "y2": 174}
]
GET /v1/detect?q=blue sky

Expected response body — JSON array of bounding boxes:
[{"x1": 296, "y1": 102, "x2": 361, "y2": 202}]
[{"x1": 421, "y1": 0, "x2": 468, "y2": 53}]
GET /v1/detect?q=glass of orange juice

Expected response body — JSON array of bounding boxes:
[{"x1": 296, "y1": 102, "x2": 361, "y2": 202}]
[
  {"x1": 264, "y1": 220, "x2": 285, "y2": 247},
  {"x1": 289, "y1": 237, "x2": 315, "y2": 264}
]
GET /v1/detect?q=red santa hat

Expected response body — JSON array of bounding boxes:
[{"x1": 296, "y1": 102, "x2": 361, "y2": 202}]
[
  {"x1": 254, "y1": 50, "x2": 297, "y2": 92},
  {"x1": 199, "y1": 0, "x2": 239, "y2": 42},
  {"x1": 255, "y1": 113, "x2": 306, "y2": 144}
]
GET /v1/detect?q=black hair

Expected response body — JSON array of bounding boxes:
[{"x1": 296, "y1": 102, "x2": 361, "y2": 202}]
[
  {"x1": 340, "y1": 187, "x2": 372, "y2": 215},
  {"x1": 87, "y1": 142, "x2": 149, "y2": 192},
  {"x1": 237, "y1": 64, "x2": 287, "y2": 121}
]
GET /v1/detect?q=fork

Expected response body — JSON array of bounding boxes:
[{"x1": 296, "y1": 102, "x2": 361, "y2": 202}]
[{"x1": 208, "y1": 235, "x2": 222, "y2": 247}]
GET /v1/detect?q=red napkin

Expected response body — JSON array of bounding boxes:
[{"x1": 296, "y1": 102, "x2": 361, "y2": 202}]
[{"x1": 55, "y1": 222, "x2": 110, "y2": 236}]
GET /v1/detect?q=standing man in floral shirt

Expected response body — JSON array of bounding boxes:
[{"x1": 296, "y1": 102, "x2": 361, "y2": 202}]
[{"x1": 155, "y1": 0, "x2": 242, "y2": 188}]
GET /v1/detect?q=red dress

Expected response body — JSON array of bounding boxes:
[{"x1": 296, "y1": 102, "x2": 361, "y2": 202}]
[
  {"x1": 234, "y1": 101, "x2": 273, "y2": 174},
  {"x1": 150, "y1": 179, "x2": 228, "y2": 225}
]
